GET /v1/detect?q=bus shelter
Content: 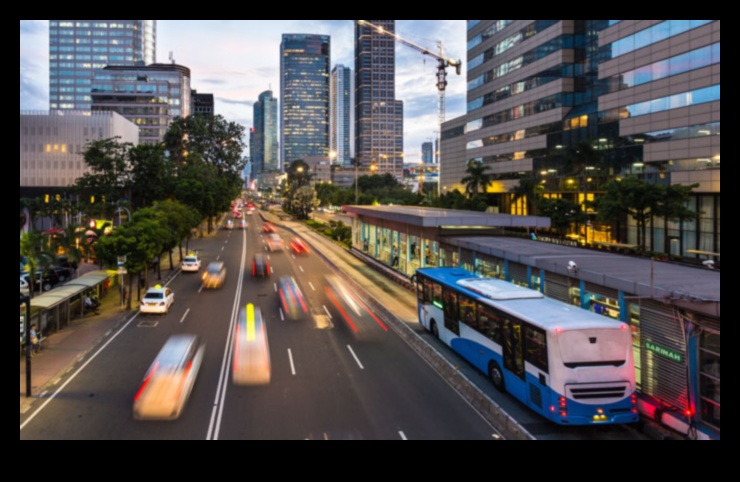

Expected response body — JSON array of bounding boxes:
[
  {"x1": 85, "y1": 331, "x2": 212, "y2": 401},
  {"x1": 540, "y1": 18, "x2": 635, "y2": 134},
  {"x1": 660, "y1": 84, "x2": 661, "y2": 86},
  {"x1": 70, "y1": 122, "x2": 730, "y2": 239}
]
[{"x1": 21, "y1": 271, "x2": 116, "y2": 355}]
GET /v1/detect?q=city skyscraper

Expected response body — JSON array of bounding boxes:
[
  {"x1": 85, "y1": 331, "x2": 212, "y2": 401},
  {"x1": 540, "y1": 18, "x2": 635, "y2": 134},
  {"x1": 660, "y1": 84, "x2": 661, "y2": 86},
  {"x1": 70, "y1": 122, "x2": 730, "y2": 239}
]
[
  {"x1": 91, "y1": 63, "x2": 191, "y2": 144},
  {"x1": 442, "y1": 20, "x2": 720, "y2": 256},
  {"x1": 49, "y1": 20, "x2": 156, "y2": 111},
  {"x1": 355, "y1": 20, "x2": 404, "y2": 179},
  {"x1": 280, "y1": 34, "x2": 331, "y2": 167},
  {"x1": 331, "y1": 65, "x2": 353, "y2": 167},
  {"x1": 252, "y1": 90, "x2": 279, "y2": 175},
  {"x1": 422, "y1": 141, "x2": 434, "y2": 165}
]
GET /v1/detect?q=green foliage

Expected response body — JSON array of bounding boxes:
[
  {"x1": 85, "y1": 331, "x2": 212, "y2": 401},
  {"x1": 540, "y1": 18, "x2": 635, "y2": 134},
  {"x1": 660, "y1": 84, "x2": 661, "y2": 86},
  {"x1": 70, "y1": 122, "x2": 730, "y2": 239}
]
[
  {"x1": 539, "y1": 197, "x2": 587, "y2": 237},
  {"x1": 431, "y1": 189, "x2": 489, "y2": 212},
  {"x1": 461, "y1": 161, "x2": 493, "y2": 198},
  {"x1": 595, "y1": 177, "x2": 698, "y2": 252}
]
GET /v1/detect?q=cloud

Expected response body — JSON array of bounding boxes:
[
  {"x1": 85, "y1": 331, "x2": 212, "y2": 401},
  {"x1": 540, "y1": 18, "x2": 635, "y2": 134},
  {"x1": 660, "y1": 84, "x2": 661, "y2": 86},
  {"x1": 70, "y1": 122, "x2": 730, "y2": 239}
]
[
  {"x1": 20, "y1": 20, "x2": 46, "y2": 35},
  {"x1": 218, "y1": 97, "x2": 253, "y2": 107}
]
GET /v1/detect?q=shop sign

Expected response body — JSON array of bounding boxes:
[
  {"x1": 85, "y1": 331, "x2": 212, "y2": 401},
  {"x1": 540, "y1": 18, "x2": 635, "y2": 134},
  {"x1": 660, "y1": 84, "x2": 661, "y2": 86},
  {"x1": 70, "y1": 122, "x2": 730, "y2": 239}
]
[{"x1": 645, "y1": 341, "x2": 683, "y2": 363}]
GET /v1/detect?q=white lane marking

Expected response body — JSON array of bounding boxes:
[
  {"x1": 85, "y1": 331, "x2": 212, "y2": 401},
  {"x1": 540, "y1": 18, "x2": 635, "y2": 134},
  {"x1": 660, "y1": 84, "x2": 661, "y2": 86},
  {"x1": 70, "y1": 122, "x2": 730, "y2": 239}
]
[
  {"x1": 292, "y1": 255, "x2": 296, "y2": 260},
  {"x1": 271, "y1": 267, "x2": 274, "y2": 275},
  {"x1": 309, "y1": 282, "x2": 315, "y2": 291},
  {"x1": 299, "y1": 266, "x2": 304, "y2": 273},
  {"x1": 179, "y1": 308, "x2": 190, "y2": 324},
  {"x1": 198, "y1": 284, "x2": 204, "y2": 294},
  {"x1": 208, "y1": 218, "x2": 249, "y2": 441},
  {"x1": 274, "y1": 283, "x2": 278, "y2": 293},
  {"x1": 323, "y1": 305, "x2": 333, "y2": 320},
  {"x1": 347, "y1": 345, "x2": 364, "y2": 370},
  {"x1": 280, "y1": 308, "x2": 285, "y2": 321},
  {"x1": 399, "y1": 431, "x2": 408, "y2": 441},
  {"x1": 267, "y1": 255, "x2": 271, "y2": 261},
  {"x1": 288, "y1": 349, "x2": 296, "y2": 376},
  {"x1": 216, "y1": 255, "x2": 221, "y2": 261},
  {"x1": 221, "y1": 246, "x2": 225, "y2": 251}
]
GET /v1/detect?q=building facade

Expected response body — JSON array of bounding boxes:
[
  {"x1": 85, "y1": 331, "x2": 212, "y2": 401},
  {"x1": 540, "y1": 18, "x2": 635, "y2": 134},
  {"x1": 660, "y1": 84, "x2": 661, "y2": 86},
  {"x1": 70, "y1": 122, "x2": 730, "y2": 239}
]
[
  {"x1": 280, "y1": 34, "x2": 331, "y2": 167},
  {"x1": 20, "y1": 111, "x2": 139, "y2": 195},
  {"x1": 331, "y1": 65, "x2": 353, "y2": 167},
  {"x1": 191, "y1": 90, "x2": 214, "y2": 116},
  {"x1": 49, "y1": 20, "x2": 156, "y2": 111},
  {"x1": 91, "y1": 63, "x2": 192, "y2": 144},
  {"x1": 355, "y1": 20, "x2": 404, "y2": 180},
  {"x1": 441, "y1": 20, "x2": 720, "y2": 258},
  {"x1": 422, "y1": 141, "x2": 434, "y2": 164},
  {"x1": 252, "y1": 90, "x2": 279, "y2": 177}
]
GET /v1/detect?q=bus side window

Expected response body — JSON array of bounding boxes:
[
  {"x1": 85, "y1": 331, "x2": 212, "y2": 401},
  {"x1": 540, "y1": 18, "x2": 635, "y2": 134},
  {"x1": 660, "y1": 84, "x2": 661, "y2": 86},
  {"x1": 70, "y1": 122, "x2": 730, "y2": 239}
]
[
  {"x1": 443, "y1": 287, "x2": 459, "y2": 335},
  {"x1": 433, "y1": 283, "x2": 443, "y2": 306},
  {"x1": 458, "y1": 295, "x2": 477, "y2": 330},
  {"x1": 478, "y1": 304, "x2": 502, "y2": 345},
  {"x1": 417, "y1": 275, "x2": 427, "y2": 302},
  {"x1": 525, "y1": 325, "x2": 548, "y2": 373}
]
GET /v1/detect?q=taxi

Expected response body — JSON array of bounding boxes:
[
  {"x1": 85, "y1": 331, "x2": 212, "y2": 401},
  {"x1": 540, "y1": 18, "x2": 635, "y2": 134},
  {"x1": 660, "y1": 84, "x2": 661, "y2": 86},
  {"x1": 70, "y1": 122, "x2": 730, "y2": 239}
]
[
  {"x1": 181, "y1": 254, "x2": 201, "y2": 273},
  {"x1": 140, "y1": 285, "x2": 174, "y2": 315}
]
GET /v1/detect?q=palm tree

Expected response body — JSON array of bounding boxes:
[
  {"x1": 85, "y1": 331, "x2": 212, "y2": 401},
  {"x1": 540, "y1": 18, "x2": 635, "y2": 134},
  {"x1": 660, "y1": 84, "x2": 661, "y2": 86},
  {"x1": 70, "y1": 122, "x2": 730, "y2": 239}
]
[
  {"x1": 51, "y1": 225, "x2": 84, "y2": 278},
  {"x1": 512, "y1": 175, "x2": 544, "y2": 216},
  {"x1": 461, "y1": 161, "x2": 493, "y2": 199}
]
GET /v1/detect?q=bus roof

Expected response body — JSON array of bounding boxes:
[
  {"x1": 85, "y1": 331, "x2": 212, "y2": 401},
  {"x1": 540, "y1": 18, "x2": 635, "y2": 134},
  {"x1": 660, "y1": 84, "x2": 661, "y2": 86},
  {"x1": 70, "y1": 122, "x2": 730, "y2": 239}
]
[{"x1": 418, "y1": 268, "x2": 626, "y2": 332}]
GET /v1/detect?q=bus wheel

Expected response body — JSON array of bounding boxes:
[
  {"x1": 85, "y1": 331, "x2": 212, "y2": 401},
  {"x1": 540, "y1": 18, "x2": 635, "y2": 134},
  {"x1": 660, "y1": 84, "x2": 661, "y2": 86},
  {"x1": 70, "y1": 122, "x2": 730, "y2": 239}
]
[
  {"x1": 430, "y1": 320, "x2": 440, "y2": 339},
  {"x1": 489, "y1": 362, "x2": 505, "y2": 392}
]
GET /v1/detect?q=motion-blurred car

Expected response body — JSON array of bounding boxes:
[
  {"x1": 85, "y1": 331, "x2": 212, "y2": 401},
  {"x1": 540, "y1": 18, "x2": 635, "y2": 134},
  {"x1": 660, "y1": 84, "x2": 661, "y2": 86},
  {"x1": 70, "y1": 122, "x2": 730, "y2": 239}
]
[
  {"x1": 202, "y1": 262, "x2": 227, "y2": 289},
  {"x1": 181, "y1": 254, "x2": 202, "y2": 273},
  {"x1": 252, "y1": 254, "x2": 270, "y2": 278},
  {"x1": 267, "y1": 234, "x2": 285, "y2": 252},
  {"x1": 278, "y1": 276, "x2": 308, "y2": 320},
  {"x1": 262, "y1": 222, "x2": 277, "y2": 234},
  {"x1": 20, "y1": 277, "x2": 30, "y2": 297},
  {"x1": 225, "y1": 220, "x2": 234, "y2": 230},
  {"x1": 134, "y1": 334, "x2": 205, "y2": 421},
  {"x1": 140, "y1": 285, "x2": 174, "y2": 315},
  {"x1": 235, "y1": 211, "x2": 243, "y2": 219},
  {"x1": 290, "y1": 238, "x2": 311, "y2": 255},
  {"x1": 233, "y1": 304, "x2": 271, "y2": 386},
  {"x1": 239, "y1": 220, "x2": 248, "y2": 230}
]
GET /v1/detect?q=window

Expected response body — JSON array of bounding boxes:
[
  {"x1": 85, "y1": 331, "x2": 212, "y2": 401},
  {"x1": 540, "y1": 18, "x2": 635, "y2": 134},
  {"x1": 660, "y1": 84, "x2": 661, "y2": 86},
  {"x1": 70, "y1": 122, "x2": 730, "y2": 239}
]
[
  {"x1": 525, "y1": 325, "x2": 548, "y2": 373},
  {"x1": 443, "y1": 287, "x2": 459, "y2": 335},
  {"x1": 699, "y1": 330, "x2": 720, "y2": 429},
  {"x1": 478, "y1": 304, "x2": 503, "y2": 344},
  {"x1": 458, "y1": 295, "x2": 477, "y2": 330}
]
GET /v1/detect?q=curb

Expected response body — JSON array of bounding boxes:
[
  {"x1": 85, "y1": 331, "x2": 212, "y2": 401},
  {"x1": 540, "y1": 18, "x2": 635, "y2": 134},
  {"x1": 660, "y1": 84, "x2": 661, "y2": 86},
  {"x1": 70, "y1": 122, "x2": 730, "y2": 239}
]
[{"x1": 261, "y1": 211, "x2": 535, "y2": 440}]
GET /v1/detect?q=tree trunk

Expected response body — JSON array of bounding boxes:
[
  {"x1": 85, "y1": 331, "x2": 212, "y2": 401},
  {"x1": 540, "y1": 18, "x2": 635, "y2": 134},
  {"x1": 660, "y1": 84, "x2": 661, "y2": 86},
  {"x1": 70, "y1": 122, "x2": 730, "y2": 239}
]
[
  {"x1": 127, "y1": 275, "x2": 135, "y2": 311},
  {"x1": 169, "y1": 250, "x2": 174, "y2": 272}
]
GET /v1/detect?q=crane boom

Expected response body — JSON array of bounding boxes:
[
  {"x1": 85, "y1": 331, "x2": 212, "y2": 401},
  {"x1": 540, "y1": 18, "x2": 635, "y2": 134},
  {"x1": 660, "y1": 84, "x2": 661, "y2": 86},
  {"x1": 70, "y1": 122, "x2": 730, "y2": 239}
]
[{"x1": 357, "y1": 20, "x2": 462, "y2": 196}]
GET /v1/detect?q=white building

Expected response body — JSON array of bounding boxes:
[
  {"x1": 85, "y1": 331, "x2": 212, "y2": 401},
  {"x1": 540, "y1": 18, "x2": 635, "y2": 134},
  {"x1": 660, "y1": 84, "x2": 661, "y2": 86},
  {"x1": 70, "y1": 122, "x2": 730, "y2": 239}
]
[{"x1": 20, "y1": 110, "x2": 139, "y2": 191}]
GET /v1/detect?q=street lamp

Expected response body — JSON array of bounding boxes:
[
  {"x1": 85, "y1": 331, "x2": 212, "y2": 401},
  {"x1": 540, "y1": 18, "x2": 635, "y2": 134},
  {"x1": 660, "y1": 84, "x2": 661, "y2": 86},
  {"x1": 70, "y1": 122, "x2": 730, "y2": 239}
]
[{"x1": 20, "y1": 293, "x2": 32, "y2": 397}]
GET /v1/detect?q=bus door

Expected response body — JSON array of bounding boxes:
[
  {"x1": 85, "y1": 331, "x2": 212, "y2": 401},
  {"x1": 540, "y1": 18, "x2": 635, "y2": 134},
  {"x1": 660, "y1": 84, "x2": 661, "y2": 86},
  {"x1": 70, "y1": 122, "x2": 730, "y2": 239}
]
[{"x1": 503, "y1": 319, "x2": 526, "y2": 395}]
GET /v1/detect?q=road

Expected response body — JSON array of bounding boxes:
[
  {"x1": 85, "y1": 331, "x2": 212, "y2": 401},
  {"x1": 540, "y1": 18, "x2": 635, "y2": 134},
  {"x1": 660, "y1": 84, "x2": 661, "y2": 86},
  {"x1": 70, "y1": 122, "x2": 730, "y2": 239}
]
[{"x1": 19, "y1": 214, "x2": 499, "y2": 440}]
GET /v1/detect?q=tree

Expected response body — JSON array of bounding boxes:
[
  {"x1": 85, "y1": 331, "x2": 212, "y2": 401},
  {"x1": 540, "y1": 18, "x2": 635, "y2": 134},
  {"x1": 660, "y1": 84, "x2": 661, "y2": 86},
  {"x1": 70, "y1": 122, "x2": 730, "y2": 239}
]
[
  {"x1": 51, "y1": 224, "x2": 84, "y2": 278},
  {"x1": 461, "y1": 161, "x2": 493, "y2": 199},
  {"x1": 73, "y1": 138, "x2": 133, "y2": 219},
  {"x1": 596, "y1": 177, "x2": 698, "y2": 253},
  {"x1": 126, "y1": 143, "x2": 174, "y2": 210},
  {"x1": 512, "y1": 176, "x2": 544, "y2": 216},
  {"x1": 20, "y1": 231, "x2": 56, "y2": 298},
  {"x1": 291, "y1": 186, "x2": 319, "y2": 221},
  {"x1": 539, "y1": 197, "x2": 587, "y2": 238}
]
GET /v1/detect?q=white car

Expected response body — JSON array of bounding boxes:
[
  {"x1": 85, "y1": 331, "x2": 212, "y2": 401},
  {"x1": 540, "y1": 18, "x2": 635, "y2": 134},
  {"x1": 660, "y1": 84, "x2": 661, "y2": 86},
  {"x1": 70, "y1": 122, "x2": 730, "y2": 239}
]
[
  {"x1": 267, "y1": 234, "x2": 284, "y2": 252},
  {"x1": 181, "y1": 255, "x2": 201, "y2": 273},
  {"x1": 140, "y1": 286, "x2": 175, "y2": 315},
  {"x1": 20, "y1": 277, "x2": 30, "y2": 297}
]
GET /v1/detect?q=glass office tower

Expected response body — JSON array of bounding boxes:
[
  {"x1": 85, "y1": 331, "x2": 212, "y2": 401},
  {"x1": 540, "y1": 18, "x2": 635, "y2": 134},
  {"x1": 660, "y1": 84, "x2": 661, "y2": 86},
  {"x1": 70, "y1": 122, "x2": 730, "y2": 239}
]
[
  {"x1": 252, "y1": 90, "x2": 279, "y2": 174},
  {"x1": 49, "y1": 20, "x2": 156, "y2": 111},
  {"x1": 331, "y1": 65, "x2": 353, "y2": 167},
  {"x1": 442, "y1": 20, "x2": 719, "y2": 256},
  {"x1": 280, "y1": 34, "x2": 331, "y2": 166}
]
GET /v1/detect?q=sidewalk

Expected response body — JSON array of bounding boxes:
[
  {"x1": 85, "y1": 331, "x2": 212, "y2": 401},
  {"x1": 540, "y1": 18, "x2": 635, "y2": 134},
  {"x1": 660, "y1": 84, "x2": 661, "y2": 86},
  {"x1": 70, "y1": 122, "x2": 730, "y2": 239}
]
[{"x1": 19, "y1": 221, "x2": 220, "y2": 415}]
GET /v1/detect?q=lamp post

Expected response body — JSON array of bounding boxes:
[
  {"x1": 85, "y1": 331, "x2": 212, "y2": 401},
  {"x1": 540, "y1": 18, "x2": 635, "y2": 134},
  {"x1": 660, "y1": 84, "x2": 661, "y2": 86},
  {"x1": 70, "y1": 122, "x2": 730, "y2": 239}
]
[
  {"x1": 20, "y1": 293, "x2": 32, "y2": 397},
  {"x1": 355, "y1": 159, "x2": 359, "y2": 205}
]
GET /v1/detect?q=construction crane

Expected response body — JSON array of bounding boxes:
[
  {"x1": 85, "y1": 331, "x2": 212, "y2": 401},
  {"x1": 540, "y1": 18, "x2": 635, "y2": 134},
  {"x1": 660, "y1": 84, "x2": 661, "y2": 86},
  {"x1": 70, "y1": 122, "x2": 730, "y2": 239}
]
[{"x1": 357, "y1": 20, "x2": 462, "y2": 195}]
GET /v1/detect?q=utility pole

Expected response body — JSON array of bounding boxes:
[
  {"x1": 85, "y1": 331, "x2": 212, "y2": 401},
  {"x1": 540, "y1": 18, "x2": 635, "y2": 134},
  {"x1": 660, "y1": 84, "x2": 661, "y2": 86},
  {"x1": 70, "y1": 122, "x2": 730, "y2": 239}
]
[{"x1": 21, "y1": 293, "x2": 32, "y2": 397}]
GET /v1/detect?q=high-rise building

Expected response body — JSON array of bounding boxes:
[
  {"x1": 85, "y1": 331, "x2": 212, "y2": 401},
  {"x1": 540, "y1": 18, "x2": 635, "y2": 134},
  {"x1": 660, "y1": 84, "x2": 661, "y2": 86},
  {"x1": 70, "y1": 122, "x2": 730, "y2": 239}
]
[
  {"x1": 355, "y1": 20, "x2": 404, "y2": 179},
  {"x1": 331, "y1": 65, "x2": 353, "y2": 167},
  {"x1": 191, "y1": 90, "x2": 214, "y2": 116},
  {"x1": 280, "y1": 34, "x2": 331, "y2": 167},
  {"x1": 49, "y1": 20, "x2": 156, "y2": 111},
  {"x1": 422, "y1": 141, "x2": 434, "y2": 165},
  {"x1": 20, "y1": 111, "x2": 139, "y2": 196},
  {"x1": 252, "y1": 90, "x2": 279, "y2": 176},
  {"x1": 442, "y1": 20, "x2": 719, "y2": 256},
  {"x1": 91, "y1": 63, "x2": 191, "y2": 144}
]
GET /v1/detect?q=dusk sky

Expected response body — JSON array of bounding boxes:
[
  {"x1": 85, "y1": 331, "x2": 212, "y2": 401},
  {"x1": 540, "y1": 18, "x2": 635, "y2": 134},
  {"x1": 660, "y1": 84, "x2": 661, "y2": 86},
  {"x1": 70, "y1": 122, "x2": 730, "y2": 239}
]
[{"x1": 20, "y1": 20, "x2": 467, "y2": 163}]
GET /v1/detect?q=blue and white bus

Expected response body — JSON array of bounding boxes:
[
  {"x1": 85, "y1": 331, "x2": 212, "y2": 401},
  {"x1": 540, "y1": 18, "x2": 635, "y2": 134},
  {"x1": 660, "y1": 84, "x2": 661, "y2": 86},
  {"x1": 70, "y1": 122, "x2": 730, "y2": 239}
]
[{"x1": 416, "y1": 268, "x2": 639, "y2": 425}]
